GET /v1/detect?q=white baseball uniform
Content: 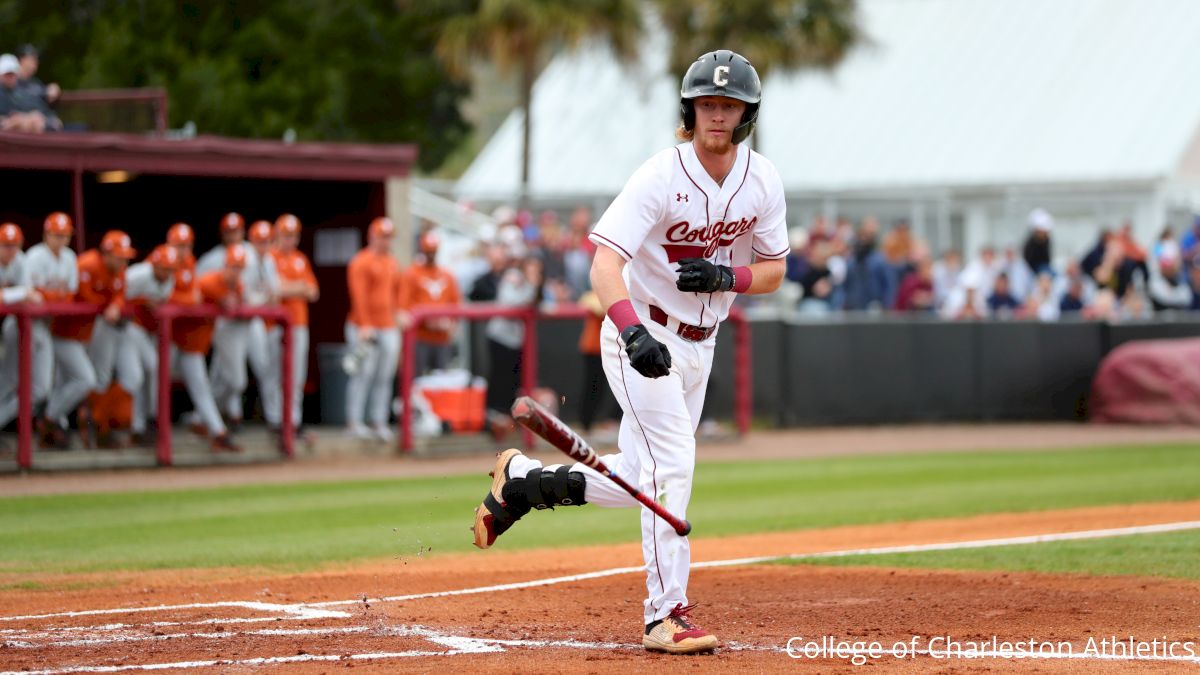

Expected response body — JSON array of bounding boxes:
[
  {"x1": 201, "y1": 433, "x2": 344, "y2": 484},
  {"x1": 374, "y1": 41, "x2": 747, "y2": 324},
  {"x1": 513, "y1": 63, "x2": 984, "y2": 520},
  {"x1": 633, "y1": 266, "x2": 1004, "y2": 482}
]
[
  {"x1": 237, "y1": 249, "x2": 280, "y2": 424},
  {"x1": 123, "y1": 261, "x2": 175, "y2": 434},
  {"x1": 507, "y1": 141, "x2": 789, "y2": 624},
  {"x1": 197, "y1": 244, "x2": 261, "y2": 421},
  {"x1": 0, "y1": 250, "x2": 46, "y2": 428},
  {"x1": 25, "y1": 243, "x2": 98, "y2": 423}
]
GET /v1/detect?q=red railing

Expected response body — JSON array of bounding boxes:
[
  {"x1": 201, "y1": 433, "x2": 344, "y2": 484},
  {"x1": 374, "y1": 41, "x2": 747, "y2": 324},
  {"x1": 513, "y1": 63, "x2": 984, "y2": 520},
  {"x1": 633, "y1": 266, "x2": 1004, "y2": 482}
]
[
  {"x1": 0, "y1": 301, "x2": 292, "y2": 469},
  {"x1": 57, "y1": 88, "x2": 169, "y2": 135},
  {"x1": 396, "y1": 304, "x2": 751, "y2": 452}
]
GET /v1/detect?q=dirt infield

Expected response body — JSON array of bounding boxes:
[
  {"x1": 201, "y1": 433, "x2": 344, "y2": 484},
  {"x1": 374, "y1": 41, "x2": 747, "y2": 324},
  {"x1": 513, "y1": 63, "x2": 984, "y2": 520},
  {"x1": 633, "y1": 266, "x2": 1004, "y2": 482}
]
[{"x1": 3, "y1": 500, "x2": 1199, "y2": 673}]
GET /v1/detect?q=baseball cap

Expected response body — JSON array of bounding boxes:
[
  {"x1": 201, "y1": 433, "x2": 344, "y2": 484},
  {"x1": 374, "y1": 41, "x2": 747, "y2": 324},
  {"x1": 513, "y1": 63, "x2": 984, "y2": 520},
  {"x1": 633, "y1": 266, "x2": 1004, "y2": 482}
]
[
  {"x1": 1029, "y1": 208, "x2": 1053, "y2": 232},
  {"x1": 225, "y1": 244, "x2": 248, "y2": 268},
  {"x1": 147, "y1": 244, "x2": 180, "y2": 270},
  {"x1": 44, "y1": 212, "x2": 73, "y2": 235},
  {"x1": 167, "y1": 222, "x2": 194, "y2": 246},
  {"x1": 248, "y1": 220, "x2": 274, "y2": 243},
  {"x1": 0, "y1": 223, "x2": 23, "y2": 246},
  {"x1": 220, "y1": 212, "x2": 245, "y2": 232},
  {"x1": 100, "y1": 230, "x2": 137, "y2": 259},
  {"x1": 276, "y1": 213, "x2": 301, "y2": 235},
  {"x1": 418, "y1": 231, "x2": 440, "y2": 253},
  {"x1": 369, "y1": 217, "x2": 395, "y2": 238},
  {"x1": 0, "y1": 54, "x2": 18, "y2": 76}
]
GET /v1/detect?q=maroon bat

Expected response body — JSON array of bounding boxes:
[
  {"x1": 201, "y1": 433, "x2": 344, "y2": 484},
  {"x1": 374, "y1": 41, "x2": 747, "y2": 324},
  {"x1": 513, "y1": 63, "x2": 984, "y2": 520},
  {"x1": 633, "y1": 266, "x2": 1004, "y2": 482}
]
[{"x1": 510, "y1": 396, "x2": 692, "y2": 537}]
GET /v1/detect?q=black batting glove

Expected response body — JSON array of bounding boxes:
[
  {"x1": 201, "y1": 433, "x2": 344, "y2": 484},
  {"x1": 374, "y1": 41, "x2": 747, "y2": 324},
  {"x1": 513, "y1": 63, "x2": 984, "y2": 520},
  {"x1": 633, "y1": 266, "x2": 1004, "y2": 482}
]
[
  {"x1": 619, "y1": 324, "x2": 672, "y2": 378},
  {"x1": 676, "y1": 257, "x2": 735, "y2": 293}
]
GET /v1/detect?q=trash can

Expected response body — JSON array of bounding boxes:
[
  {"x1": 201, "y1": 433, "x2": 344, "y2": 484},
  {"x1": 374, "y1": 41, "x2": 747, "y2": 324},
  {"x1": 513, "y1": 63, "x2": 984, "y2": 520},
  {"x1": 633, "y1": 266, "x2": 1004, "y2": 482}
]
[{"x1": 317, "y1": 343, "x2": 350, "y2": 426}]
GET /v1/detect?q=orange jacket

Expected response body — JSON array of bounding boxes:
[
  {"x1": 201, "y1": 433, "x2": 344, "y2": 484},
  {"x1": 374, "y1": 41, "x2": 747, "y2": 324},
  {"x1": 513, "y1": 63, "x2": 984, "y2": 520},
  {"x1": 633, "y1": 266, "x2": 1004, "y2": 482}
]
[
  {"x1": 176, "y1": 271, "x2": 241, "y2": 354},
  {"x1": 270, "y1": 248, "x2": 318, "y2": 327},
  {"x1": 347, "y1": 248, "x2": 399, "y2": 329},
  {"x1": 398, "y1": 263, "x2": 461, "y2": 345},
  {"x1": 169, "y1": 253, "x2": 202, "y2": 350},
  {"x1": 51, "y1": 250, "x2": 125, "y2": 342}
]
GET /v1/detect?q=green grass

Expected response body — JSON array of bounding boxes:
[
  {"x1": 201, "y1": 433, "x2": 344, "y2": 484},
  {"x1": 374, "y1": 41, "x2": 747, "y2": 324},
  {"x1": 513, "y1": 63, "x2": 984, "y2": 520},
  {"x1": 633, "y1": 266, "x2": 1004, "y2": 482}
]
[
  {"x1": 0, "y1": 443, "x2": 1198, "y2": 575},
  {"x1": 779, "y1": 529, "x2": 1200, "y2": 580}
]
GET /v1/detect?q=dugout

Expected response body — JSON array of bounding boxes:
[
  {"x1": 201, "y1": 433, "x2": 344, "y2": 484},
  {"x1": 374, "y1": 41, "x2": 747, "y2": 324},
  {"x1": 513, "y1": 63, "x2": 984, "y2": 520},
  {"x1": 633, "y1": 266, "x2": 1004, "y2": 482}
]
[{"x1": 0, "y1": 130, "x2": 417, "y2": 422}]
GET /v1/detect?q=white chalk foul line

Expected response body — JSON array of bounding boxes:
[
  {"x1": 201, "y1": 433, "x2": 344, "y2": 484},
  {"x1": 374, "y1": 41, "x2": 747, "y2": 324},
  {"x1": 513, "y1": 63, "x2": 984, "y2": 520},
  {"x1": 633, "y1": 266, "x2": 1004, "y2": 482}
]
[{"x1": 5, "y1": 519, "x2": 1199, "y2": 626}]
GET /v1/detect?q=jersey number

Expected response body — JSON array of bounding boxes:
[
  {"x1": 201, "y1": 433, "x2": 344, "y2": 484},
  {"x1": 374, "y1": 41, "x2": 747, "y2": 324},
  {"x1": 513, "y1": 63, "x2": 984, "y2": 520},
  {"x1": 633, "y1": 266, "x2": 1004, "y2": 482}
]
[{"x1": 713, "y1": 65, "x2": 730, "y2": 86}]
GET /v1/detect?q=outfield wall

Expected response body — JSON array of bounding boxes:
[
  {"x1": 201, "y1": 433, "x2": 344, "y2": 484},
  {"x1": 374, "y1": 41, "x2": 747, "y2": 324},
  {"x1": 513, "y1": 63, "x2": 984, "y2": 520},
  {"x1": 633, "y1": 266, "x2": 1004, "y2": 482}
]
[{"x1": 514, "y1": 317, "x2": 1200, "y2": 427}]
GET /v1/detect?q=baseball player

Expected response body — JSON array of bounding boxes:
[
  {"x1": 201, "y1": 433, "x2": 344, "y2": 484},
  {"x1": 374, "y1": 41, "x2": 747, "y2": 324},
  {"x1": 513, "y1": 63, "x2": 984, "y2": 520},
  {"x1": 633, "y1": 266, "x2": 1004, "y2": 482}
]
[
  {"x1": 197, "y1": 212, "x2": 257, "y2": 427},
  {"x1": 25, "y1": 213, "x2": 82, "y2": 447},
  {"x1": 49, "y1": 230, "x2": 138, "y2": 448},
  {"x1": 269, "y1": 214, "x2": 319, "y2": 439},
  {"x1": 397, "y1": 231, "x2": 461, "y2": 375},
  {"x1": 344, "y1": 217, "x2": 401, "y2": 441},
  {"x1": 240, "y1": 220, "x2": 281, "y2": 427},
  {"x1": 472, "y1": 50, "x2": 789, "y2": 654},
  {"x1": 0, "y1": 223, "x2": 44, "y2": 438},
  {"x1": 175, "y1": 242, "x2": 246, "y2": 452},
  {"x1": 123, "y1": 244, "x2": 178, "y2": 444}
]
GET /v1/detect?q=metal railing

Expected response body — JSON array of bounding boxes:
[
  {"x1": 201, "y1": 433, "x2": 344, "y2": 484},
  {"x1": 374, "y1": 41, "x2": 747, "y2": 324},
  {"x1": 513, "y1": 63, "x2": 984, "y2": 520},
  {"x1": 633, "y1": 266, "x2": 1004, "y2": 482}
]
[
  {"x1": 396, "y1": 304, "x2": 751, "y2": 452},
  {"x1": 0, "y1": 302, "x2": 292, "y2": 469}
]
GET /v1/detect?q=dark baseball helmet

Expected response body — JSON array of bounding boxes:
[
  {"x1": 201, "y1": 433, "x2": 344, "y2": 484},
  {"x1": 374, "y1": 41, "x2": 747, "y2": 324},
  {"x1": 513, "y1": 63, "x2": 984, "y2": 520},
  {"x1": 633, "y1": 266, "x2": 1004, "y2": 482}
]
[{"x1": 680, "y1": 50, "x2": 762, "y2": 145}]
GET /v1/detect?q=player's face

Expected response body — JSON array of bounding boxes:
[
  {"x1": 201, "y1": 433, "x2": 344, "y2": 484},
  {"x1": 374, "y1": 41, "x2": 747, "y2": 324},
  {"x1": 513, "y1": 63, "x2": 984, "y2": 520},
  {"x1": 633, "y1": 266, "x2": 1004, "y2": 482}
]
[
  {"x1": 693, "y1": 96, "x2": 746, "y2": 154},
  {"x1": 102, "y1": 252, "x2": 129, "y2": 274},
  {"x1": 222, "y1": 230, "x2": 244, "y2": 246},
  {"x1": 152, "y1": 265, "x2": 172, "y2": 282},
  {"x1": 44, "y1": 232, "x2": 70, "y2": 253},
  {"x1": 171, "y1": 242, "x2": 193, "y2": 257},
  {"x1": 278, "y1": 232, "x2": 299, "y2": 251},
  {"x1": 0, "y1": 243, "x2": 17, "y2": 265}
]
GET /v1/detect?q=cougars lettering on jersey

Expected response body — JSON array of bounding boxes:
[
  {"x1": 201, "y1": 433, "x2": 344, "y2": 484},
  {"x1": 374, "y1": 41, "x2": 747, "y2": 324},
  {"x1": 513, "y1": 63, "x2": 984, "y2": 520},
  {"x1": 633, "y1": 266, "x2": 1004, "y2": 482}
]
[{"x1": 589, "y1": 142, "x2": 789, "y2": 327}]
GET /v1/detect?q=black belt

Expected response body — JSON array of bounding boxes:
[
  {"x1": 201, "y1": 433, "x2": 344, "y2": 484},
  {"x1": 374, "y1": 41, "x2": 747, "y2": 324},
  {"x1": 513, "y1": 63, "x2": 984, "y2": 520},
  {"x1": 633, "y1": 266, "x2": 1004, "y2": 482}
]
[{"x1": 648, "y1": 305, "x2": 716, "y2": 342}]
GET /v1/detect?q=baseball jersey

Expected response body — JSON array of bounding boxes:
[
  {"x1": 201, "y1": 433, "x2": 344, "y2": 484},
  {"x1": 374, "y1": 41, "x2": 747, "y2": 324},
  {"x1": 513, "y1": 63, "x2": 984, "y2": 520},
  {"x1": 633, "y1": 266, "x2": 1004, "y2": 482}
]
[
  {"x1": 270, "y1": 249, "x2": 318, "y2": 327},
  {"x1": 176, "y1": 271, "x2": 242, "y2": 355},
  {"x1": 0, "y1": 251, "x2": 32, "y2": 305},
  {"x1": 346, "y1": 249, "x2": 400, "y2": 329},
  {"x1": 25, "y1": 243, "x2": 78, "y2": 303},
  {"x1": 196, "y1": 243, "x2": 261, "y2": 286},
  {"x1": 51, "y1": 249, "x2": 125, "y2": 342},
  {"x1": 242, "y1": 249, "x2": 279, "y2": 307},
  {"x1": 397, "y1": 264, "x2": 461, "y2": 345},
  {"x1": 589, "y1": 142, "x2": 789, "y2": 327},
  {"x1": 125, "y1": 261, "x2": 175, "y2": 332}
]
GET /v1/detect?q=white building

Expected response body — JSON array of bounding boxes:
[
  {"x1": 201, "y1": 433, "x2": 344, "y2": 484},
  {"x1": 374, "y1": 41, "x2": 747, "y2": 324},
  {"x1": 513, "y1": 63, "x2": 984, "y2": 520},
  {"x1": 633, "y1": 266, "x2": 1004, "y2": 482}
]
[{"x1": 457, "y1": 0, "x2": 1200, "y2": 261}]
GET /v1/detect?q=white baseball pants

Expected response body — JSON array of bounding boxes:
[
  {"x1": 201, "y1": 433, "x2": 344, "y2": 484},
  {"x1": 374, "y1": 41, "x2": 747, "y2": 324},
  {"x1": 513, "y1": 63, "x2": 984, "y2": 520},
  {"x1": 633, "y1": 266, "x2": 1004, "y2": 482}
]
[
  {"x1": 178, "y1": 350, "x2": 226, "y2": 437},
  {"x1": 88, "y1": 320, "x2": 138, "y2": 394},
  {"x1": 245, "y1": 317, "x2": 281, "y2": 426},
  {"x1": 344, "y1": 323, "x2": 400, "y2": 429},
  {"x1": 0, "y1": 316, "x2": 51, "y2": 427},
  {"x1": 209, "y1": 317, "x2": 249, "y2": 420},
  {"x1": 46, "y1": 338, "x2": 98, "y2": 421},
  {"x1": 507, "y1": 317, "x2": 714, "y2": 625},
  {"x1": 268, "y1": 325, "x2": 308, "y2": 427},
  {"x1": 126, "y1": 324, "x2": 159, "y2": 434}
]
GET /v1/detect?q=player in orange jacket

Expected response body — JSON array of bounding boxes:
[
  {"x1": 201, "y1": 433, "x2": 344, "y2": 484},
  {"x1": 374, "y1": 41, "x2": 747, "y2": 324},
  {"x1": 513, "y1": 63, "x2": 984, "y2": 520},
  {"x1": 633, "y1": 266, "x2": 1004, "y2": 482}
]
[
  {"x1": 397, "y1": 231, "x2": 461, "y2": 375},
  {"x1": 344, "y1": 216, "x2": 401, "y2": 441},
  {"x1": 176, "y1": 244, "x2": 246, "y2": 452},
  {"x1": 269, "y1": 214, "x2": 319, "y2": 440},
  {"x1": 46, "y1": 230, "x2": 136, "y2": 448}
]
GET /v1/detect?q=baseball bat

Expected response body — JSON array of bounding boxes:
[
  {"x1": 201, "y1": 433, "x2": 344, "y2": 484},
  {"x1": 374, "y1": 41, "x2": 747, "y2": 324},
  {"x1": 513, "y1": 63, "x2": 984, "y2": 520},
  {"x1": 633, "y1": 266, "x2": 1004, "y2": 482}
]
[{"x1": 510, "y1": 396, "x2": 692, "y2": 537}]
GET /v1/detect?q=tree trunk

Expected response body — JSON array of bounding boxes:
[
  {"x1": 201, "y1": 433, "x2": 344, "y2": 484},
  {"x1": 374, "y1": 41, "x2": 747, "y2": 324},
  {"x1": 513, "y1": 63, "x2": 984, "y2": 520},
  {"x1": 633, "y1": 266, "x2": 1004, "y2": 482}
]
[{"x1": 519, "y1": 57, "x2": 534, "y2": 207}]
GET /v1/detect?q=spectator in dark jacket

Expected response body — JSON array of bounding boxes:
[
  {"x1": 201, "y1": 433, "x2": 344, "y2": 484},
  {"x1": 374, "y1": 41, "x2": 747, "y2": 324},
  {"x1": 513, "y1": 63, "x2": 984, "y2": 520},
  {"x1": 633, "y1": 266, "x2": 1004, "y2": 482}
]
[
  {"x1": 468, "y1": 243, "x2": 509, "y2": 302},
  {"x1": 16, "y1": 45, "x2": 59, "y2": 108},
  {"x1": 0, "y1": 53, "x2": 59, "y2": 132},
  {"x1": 842, "y1": 221, "x2": 894, "y2": 310},
  {"x1": 1022, "y1": 208, "x2": 1053, "y2": 275}
]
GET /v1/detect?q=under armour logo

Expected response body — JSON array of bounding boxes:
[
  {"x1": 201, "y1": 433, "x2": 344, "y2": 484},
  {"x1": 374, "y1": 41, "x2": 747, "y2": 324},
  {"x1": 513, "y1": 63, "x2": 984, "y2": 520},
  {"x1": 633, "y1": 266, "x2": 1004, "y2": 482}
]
[{"x1": 676, "y1": 193, "x2": 689, "y2": 202}]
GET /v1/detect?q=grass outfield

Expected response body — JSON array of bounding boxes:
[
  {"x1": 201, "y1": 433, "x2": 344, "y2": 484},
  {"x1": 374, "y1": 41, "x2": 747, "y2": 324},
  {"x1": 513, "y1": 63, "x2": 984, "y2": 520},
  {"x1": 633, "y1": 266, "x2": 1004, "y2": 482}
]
[
  {"x1": 780, "y1": 529, "x2": 1200, "y2": 580},
  {"x1": 0, "y1": 443, "x2": 1197, "y2": 575}
]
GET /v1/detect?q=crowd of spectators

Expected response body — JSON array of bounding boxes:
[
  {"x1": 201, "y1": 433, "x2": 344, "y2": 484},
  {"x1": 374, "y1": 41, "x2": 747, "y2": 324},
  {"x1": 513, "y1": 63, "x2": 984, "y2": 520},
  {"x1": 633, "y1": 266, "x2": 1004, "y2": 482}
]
[
  {"x1": 782, "y1": 208, "x2": 1200, "y2": 322},
  {"x1": 0, "y1": 45, "x2": 61, "y2": 133}
]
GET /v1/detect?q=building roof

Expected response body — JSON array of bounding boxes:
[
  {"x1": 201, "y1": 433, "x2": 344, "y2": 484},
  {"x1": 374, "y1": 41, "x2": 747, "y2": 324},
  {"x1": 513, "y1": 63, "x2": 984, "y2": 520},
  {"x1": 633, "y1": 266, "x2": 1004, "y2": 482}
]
[
  {"x1": 458, "y1": 0, "x2": 1200, "y2": 199},
  {"x1": 0, "y1": 131, "x2": 417, "y2": 181}
]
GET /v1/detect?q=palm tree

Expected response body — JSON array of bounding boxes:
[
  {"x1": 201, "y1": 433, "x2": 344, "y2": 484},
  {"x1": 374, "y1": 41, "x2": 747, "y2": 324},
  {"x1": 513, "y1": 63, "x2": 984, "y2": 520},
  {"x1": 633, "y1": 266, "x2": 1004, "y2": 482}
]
[
  {"x1": 433, "y1": 0, "x2": 644, "y2": 199},
  {"x1": 655, "y1": 0, "x2": 865, "y2": 148}
]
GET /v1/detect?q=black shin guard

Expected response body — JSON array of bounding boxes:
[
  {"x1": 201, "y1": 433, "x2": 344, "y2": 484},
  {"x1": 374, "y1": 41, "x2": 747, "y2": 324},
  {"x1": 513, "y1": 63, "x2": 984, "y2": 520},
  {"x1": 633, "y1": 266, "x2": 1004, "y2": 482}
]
[{"x1": 501, "y1": 466, "x2": 588, "y2": 514}]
